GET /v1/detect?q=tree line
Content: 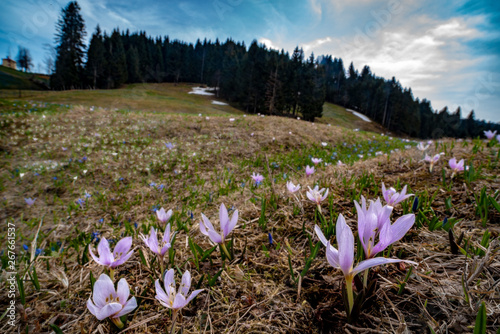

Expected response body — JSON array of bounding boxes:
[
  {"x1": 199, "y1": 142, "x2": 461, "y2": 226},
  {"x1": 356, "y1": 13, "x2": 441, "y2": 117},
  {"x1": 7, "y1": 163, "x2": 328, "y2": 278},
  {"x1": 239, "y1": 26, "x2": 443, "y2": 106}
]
[{"x1": 51, "y1": 1, "x2": 499, "y2": 137}]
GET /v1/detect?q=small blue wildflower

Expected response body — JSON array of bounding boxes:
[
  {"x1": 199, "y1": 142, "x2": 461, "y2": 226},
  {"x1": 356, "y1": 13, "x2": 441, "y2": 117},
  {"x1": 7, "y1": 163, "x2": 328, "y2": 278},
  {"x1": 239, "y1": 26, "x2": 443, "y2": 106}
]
[
  {"x1": 23, "y1": 244, "x2": 29, "y2": 251},
  {"x1": 98, "y1": 218, "x2": 104, "y2": 223},
  {"x1": 150, "y1": 182, "x2": 157, "y2": 187},
  {"x1": 119, "y1": 177, "x2": 124, "y2": 181},
  {"x1": 268, "y1": 233, "x2": 273, "y2": 246},
  {"x1": 134, "y1": 222, "x2": 138, "y2": 229},
  {"x1": 157, "y1": 184, "x2": 165, "y2": 190},
  {"x1": 53, "y1": 177, "x2": 58, "y2": 180},
  {"x1": 35, "y1": 248, "x2": 43, "y2": 256},
  {"x1": 412, "y1": 197, "x2": 419, "y2": 213},
  {"x1": 76, "y1": 198, "x2": 85, "y2": 206},
  {"x1": 165, "y1": 142, "x2": 174, "y2": 149}
]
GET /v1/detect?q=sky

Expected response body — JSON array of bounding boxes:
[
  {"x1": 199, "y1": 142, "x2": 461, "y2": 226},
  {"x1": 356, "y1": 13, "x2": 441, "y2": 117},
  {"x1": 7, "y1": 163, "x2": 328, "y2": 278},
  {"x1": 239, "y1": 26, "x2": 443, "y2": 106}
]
[{"x1": 1, "y1": 0, "x2": 499, "y2": 122}]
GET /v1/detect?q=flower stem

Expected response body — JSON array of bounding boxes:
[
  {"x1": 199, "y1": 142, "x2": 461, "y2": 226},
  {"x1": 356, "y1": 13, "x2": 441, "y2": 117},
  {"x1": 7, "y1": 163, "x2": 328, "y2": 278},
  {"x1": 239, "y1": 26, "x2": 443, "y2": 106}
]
[
  {"x1": 221, "y1": 243, "x2": 232, "y2": 260},
  {"x1": 110, "y1": 317, "x2": 124, "y2": 329},
  {"x1": 170, "y1": 310, "x2": 179, "y2": 334},
  {"x1": 346, "y1": 277, "x2": 354, "y2": 313},
  {"x1": 159, "y1": 256, "x2": 165, "y2": 279},
  {"x1": 109, "y1": 268, "x2": 115, "y2": 281},
  {"x1": 363, "y1": 269, "x2": 369, "y2": 289}
]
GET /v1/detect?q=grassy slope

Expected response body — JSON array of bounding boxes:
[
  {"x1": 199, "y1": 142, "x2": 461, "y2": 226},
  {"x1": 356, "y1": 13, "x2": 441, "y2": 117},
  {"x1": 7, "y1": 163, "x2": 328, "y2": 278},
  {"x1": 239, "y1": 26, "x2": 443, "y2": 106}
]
[
  {"x1": 1, "y1": 82, "x2": 383, "y2": 132},
  {"x1": 0, "y1": 98, "x2": 499, "y2": 333},
  {"x1": 0, "y1": 66, "x2": 49, "y2": 90}
]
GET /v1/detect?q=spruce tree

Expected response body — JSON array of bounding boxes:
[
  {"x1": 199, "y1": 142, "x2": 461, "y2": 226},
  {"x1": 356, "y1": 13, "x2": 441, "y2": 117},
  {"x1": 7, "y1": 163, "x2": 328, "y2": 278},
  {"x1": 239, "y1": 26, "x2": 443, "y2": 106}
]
[
  {"x1": 52, "y1": 1, "x2": 86, "y2": 90},
  {"x1": 86, "y1": 26, "x2": 106, "y2": 88}
]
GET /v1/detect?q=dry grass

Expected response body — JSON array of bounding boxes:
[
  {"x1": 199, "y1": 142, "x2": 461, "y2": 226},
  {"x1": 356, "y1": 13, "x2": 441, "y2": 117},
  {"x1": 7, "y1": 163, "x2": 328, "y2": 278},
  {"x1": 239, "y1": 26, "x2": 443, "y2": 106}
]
[{"x1": 0, "y1": 100, "x2": 499, "y2": 334}]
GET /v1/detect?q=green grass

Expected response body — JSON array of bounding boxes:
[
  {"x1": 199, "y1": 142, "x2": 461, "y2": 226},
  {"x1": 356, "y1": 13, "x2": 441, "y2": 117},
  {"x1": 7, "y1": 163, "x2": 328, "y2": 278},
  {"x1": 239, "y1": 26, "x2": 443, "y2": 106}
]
[
  {"x1": 0, "y1": 83, "x2": 243, "y2": 116},
  {"x1": 0, "y1": 66, "x2": 49, "y2": 90},
  {"x1": 319, "y1": 102, "x2": 385, "y2": 133}
]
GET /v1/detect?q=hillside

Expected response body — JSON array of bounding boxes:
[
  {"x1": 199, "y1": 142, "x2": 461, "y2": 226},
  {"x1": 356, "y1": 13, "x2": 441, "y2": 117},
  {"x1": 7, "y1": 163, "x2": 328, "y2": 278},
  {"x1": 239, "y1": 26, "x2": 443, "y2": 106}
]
[
  {"x1": 0, "y1": 83, "x2": 384, "y2": 133},
  {"x1": 0, "y1": 65, "x2": 49, "y2": 90}
]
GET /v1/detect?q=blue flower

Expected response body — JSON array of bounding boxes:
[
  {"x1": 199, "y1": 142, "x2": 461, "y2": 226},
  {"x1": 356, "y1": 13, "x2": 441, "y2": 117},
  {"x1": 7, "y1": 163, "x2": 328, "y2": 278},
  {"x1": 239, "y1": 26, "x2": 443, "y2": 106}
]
[
  {"x1": 268, "y1": 233, "x2": 273, "y2": 246},
  {"x1": 23, "y1": 244, "x2": 29, "y2": 251},
  {"x1": 98, "y1": 218, "x2": 104, "y2": 223},
  {"x1": 150, "y1": 182, "x2": 157, "y2": 187}
]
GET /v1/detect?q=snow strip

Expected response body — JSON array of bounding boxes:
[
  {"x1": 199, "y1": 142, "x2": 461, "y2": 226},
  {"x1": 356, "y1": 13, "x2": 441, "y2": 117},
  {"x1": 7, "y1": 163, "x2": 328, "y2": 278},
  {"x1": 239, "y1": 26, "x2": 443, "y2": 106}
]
[
  {"x1": 346, "y1": 109, "x2": 372, "y2": 122},
  {"x1": 212, "y1": 101, "x2": 228, "y2": 105},
  {"x1": 188, "y1": 87, "x2": 215, "y2": 96}
]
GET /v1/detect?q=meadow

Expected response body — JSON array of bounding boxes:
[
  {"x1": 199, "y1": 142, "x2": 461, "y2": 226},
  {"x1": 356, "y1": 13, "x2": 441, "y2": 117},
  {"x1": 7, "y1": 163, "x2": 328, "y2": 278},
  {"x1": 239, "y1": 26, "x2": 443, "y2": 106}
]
[{"x1": 0, "y1": 84, "x2": 499, "y2": 333}]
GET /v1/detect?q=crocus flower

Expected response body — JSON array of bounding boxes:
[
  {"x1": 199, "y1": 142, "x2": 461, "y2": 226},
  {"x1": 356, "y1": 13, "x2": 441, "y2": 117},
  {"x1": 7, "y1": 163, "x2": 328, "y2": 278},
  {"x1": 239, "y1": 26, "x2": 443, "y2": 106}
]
[
  {"x1": 417, "y1": 142, "x2": 429, "y2": 151},
  {"x1": 337, "y1": 160, "x2": 345, "y2": 166},
  {"x1": 155, "y1": 269, "x2": 204, "y2": 332},
  {"x1": 315, "y1": 214, "x2": 417, "y2": 312},
  {"x1": 306, "y1": 185, "x2": 329, "y2": 206},
  {"x1": 156, "y1": 207, "x2": 173, "y2": 223},
  {"x1": 497, "y1": 134, "x2": 500, "y2": 142},
  {"x1": 140, "y1": 225, "x2": 174, "y2": 257},
  {"x1": 87, "y1": 274, "x2": 137, "y2": 328},
  {"x1": 424, "y1": 153, "x2": 441, "y2": 172},
  {"x1": 200, "y1": 203, "x2": 238, "y2": 245},
  {"x1": 305, "y1": 165, "x2": 315, "y2": 176},
  {"x1": 354, "y1": 198, "x2": 416, "y2": 259},
  {"x1": 381, "y1": 183, "x2": 414, "y2": 206},
  {"x1": 484, "y1": 130, "x2": 497, "y2": 140},
  {"x1": 251, "y1": 172, "x2": 264, "y2": 185},
  {"x1": 449, "y1": 158, "x2": 464, "y2": 177},
  {"x1": 155, "y1": 269, "x2": 204, "y2": 311},
  {"x1": 89, "y1": 237, "x2": 133, "y2": 270},
  {"x1": 24, "y1": 198, "x2": 36, "y2": 206},
  {"x1": 286, "y1": 181, "x2": 301, "y2": 193},
  {"x1": 311, "y1": 157, "x2": 322, "y2": 165}
]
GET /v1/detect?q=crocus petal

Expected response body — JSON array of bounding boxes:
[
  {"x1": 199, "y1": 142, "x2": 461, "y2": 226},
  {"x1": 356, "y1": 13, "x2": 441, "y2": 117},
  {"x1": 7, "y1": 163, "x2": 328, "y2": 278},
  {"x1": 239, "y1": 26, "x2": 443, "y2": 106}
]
[
  {"x1": 321, "y1": 188, "x2": 329, "y2": 201},
  {"x1": 87, "y1": 298, "x2": 100, "y2": 318},
  {"x1": 371, "y1": 221, "x2": 392, "y2": 256},
  {"x1": 186, "y1": 289, "x2": 204, "y2": 304},
  {"x1": 219, "y1": 203, "x2": 229, "y2": 234},
  {"x1": 96, "y1": 303, "x2": 123, "y2": 320},
  {"x1": 155, "y1": 279, "x2": 169, "y2": 305},
  {"x1": 97, "y1": 238, "x2": 114, "y2": 265},
  {"x1": 325, "y1": 241, "x2": 340, "y2": 268},
  {"x1": 148, "y1": 227, "x2": 159, "y2": 254},
  {"x1": 112, "y1": 250, "x2": 134, "y2": 267},
  {"x1": 200, "y1": 214, "x2": 215, "y2": 236},
  {"x1": 172, "y1": 293, "x2": 188, "y2": 309},
  {"x1": 336, "y1": 214, "x2": 354, "y2": 276},
  {"x1": 116, "y1": 278, "x2": 130, "y2": 304},
  {"x1": 164, "y1": 269, "x2": 175, "y2": 287},
  {"x1": 179, "y1": 270, "x2": 191, "y2": 297},
  {"x1": 93, "y1": 274, "x2": 116, "y2": 308},
  {"x1": 163, "y1": 224, "x2": 171, "y2": 243},
  {"x1": 89, "y1": 246, "x2": 104, "y2": 266},
  {"x1": 113, "y1": 237, "x2": 132, "y2": 258},
  {"x1": 352, "y1": 257, "x2": 418, "y2": 277},
  {"x1": 113, "y1": 297, "x2": 137, "y2": 318},
  {"x1": 388, "y1": 214, "x2": 415, "y2": 244},
  {"x1": 207, "y1": 229, "x2": 223, "y2": 244},
  {"x1": 314, "y1": 225, "x2": 328, "y2": 247},
  {"x1": 225, "y1": 209, "x2": 238, "y2": 238}
]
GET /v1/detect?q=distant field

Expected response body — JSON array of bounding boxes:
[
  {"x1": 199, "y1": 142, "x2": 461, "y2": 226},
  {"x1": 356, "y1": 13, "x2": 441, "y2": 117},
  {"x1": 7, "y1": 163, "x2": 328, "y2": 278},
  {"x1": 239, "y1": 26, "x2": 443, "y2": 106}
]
[
  {"x1": 0, "y1": 83, "x2": 243, "y2": 116},
  {"x1": 0, "y1": 65, "x2": 49, "y2": 90},
  {"x1": 0, "y1": 82, "x2": 384, "y2": 133}
]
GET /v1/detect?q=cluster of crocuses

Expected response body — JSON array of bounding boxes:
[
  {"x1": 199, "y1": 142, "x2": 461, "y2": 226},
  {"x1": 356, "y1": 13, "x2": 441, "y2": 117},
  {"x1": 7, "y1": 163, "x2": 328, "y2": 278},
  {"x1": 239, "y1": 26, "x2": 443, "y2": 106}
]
[
  {"x1": 86, "y1": 204, "x2": 238, "y2": 330},
  {"x1": 314, "y1": 183, "x2": 418, "y2": 314}
]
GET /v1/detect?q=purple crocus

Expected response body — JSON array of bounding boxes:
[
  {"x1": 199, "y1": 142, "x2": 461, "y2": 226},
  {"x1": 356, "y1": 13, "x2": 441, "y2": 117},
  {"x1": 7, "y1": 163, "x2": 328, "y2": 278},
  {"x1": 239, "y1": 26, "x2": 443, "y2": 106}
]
[
  {"x1": 306, "y1": 185, "x2": 329, "y2": 206},
  {"x1": 200, "y1": 203, "x2": 238, "y2": 245},
  {"x1": 354, "y1": 197, "x2": 416, "y2": 259},
  {"x1": 311, "y1": 157, "x2": 322, "y2": 165},
  {"x1": 251, "y1": 172, "x2": 264, "y2": 185},
  {"x1": 424, "y1": 153, "x2": 442, "y2": 172},
  {"x1": 155, "y1": 269, "x2": 204, "y2": 311},
  {"x1": 449, "y1": 158, "x2": 464, "y2": 177},
  {"x1": 417, "y1": 142, "x2": 429, "y2": 151},
  {"x1": 24, "y1": 198, "x2": 36, "y2": 206},
  {"x1": 155, "y1": 269, "x2": 204, "y2": 333},
  {"x1": 87, "y1": 274, "x2": 137, "y2": 329},
  {"x1": 305, "y1": 165, "x2": 315, "y2": 176},
  {"x1": 89, "y1": 237, "x2": 133, "y2": 273},
  {"x1": 156, "y1": 207, "x2": 173, "y2": 223},
  {"x1": 286, "y1": 181, "x2": 301, "y2": 193},
  {"x1": 140, "y1": 225, "x2": 174, "y2": 257},
  {"x1": 381, "y1": 183, "x2": 414, "y2": 206},
  {"x1": 315, "y1": 214, "x2": 417, "y2": 312},
  {"x1": 484, "y1": 130, "x2": 497, "y2": 140}
]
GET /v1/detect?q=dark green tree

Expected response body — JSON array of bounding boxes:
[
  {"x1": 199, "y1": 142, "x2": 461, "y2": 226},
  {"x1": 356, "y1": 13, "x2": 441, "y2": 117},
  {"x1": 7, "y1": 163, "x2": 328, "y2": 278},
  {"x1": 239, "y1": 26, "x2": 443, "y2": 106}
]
[
  {"x1": 52, "y1": 1, "x2": 86, "y2": 90},
  {"x1": 86, "y1": 26, "x2": 106, "y2": 88}
]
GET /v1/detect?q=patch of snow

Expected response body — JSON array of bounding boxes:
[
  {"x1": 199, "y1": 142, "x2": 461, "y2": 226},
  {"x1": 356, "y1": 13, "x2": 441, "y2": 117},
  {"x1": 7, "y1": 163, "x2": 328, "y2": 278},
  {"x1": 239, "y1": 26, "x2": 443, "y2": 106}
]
[
  {"x1": 346, "y1": 109, "x2": 372, "y2": 122},
  {"x1": 212, "y1": 100, "x2": 228, "y2": 105},
  {"x1": 188, "y1": 87, "x2": 215, "y2": 96}
]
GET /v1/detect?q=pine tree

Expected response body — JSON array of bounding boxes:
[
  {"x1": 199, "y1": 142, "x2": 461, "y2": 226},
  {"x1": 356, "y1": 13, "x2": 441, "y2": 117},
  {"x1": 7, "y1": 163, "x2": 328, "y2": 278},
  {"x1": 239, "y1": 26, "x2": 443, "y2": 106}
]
[
  {"x1": 86, "y1": 26, "x2": 106, "y2": 88},
  {"x1": 52, "y1": 1, "x2": 86, "y2": 90}
]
